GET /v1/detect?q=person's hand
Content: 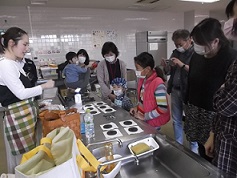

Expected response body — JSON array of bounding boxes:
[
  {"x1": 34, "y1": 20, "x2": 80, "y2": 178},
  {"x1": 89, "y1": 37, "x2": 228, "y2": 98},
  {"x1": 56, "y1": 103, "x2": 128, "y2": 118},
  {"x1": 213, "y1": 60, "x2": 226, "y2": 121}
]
[
  {"x1": 204, "y1": 131, "x2": 215, "y2": 158},
  {"x1": 130, "y1": 107, "x2": 138, "y2": 116},
  {"x1": 80, "y1": 63, "x2": 86, "y2": 67},
  {"x1": 41, "y1": 80, "x2": 55, "y2": 89},
  {"x1": 171, "y1": 57, "x2": 183, "y2": 67},
  {"x1": 108, "y1": 93, "x2": 116, "y2": 102},
  {"x1": 160, "y1": 58, "x2": 167, "y2": 67},
  {"x1": 134, "y1": 111, "x2": 145, "y2": 120}
]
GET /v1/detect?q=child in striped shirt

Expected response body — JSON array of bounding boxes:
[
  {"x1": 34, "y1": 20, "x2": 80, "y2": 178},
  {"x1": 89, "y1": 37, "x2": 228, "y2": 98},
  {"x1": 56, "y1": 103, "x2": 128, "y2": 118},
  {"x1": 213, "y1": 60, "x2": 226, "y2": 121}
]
[{"x1": 130, "y1": 52, "x2": 170, "y2": 128}]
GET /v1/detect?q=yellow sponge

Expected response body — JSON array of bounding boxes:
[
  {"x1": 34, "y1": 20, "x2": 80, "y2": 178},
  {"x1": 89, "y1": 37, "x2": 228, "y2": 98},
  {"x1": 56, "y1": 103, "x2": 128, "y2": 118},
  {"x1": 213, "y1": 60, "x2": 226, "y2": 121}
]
[{"x1": 131, "y1": 143, "x2": 150, "y2": 155}]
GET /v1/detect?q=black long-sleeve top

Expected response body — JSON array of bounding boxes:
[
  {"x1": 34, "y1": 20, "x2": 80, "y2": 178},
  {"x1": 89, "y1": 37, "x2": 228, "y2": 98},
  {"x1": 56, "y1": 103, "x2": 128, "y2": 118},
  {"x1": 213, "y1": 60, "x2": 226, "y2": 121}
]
[{"x1": 187, "y1": 45, "x2": 237, "y2": 111}]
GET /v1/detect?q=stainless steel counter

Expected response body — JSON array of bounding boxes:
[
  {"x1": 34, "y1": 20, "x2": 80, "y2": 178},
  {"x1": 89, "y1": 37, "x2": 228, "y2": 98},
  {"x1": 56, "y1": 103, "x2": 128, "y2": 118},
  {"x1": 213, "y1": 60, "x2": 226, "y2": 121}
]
[{"x1": 78, "y1": 93, "x2": 226, "y2": 178}]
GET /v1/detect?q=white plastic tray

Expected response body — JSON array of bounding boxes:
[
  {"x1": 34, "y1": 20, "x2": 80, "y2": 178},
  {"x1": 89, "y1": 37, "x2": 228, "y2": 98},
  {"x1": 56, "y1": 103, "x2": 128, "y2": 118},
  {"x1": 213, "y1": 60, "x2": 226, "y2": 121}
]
[{"x1": 128, "y1": 137, "x2": 159, "y2": 157}]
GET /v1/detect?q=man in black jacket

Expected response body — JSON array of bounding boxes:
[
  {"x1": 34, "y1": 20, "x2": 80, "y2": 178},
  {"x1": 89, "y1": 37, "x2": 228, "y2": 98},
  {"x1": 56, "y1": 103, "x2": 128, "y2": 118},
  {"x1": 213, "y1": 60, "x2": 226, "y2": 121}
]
[{"x1": 161, "y1": 29, "x2": 198, "y2": 153}]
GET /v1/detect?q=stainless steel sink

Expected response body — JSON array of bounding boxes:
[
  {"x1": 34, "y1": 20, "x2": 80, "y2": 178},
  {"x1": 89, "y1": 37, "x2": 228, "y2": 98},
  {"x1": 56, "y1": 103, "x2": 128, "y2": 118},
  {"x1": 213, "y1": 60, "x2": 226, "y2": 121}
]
[{"x1": 88, "y1": 133, "x2": 226, "y2": 178}]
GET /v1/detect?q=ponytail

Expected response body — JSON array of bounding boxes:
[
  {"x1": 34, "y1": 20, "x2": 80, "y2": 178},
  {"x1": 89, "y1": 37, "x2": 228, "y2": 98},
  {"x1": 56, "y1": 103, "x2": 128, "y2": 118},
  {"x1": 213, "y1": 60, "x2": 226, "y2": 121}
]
[
  {"x1": 155, "y1": 66, "x2": 166, "y2": 82},
  {"x1": 0, "y1": 27, "x2": 27, "y2": 54}
]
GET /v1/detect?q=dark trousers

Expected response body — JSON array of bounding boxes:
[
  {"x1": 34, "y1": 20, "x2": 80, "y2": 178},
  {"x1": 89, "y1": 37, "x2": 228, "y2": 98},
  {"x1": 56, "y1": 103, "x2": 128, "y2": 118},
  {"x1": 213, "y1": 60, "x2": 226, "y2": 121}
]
[{"x1": 198, "y1": 143, "x2": 213, "y2": 163}]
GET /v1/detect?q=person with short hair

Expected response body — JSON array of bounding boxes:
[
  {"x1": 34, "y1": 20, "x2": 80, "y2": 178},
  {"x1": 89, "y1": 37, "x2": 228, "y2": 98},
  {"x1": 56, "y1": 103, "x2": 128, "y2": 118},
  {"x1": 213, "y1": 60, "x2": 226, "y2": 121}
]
[
  {"x1": 130, "y1": 52, "x2": 170, "y2": 129},
  {"x1": 161, "y1": 29, "x2": 198, "y2": 153},
  {"x1": 63, "y1": 51, "x2": 90, "y2": 93},
  {"x1": 76, "y1": 49, "x2": 91, "y2": 92},
  {"x1": 97, "y1": 42, "x2": 127, "y2": 101}
]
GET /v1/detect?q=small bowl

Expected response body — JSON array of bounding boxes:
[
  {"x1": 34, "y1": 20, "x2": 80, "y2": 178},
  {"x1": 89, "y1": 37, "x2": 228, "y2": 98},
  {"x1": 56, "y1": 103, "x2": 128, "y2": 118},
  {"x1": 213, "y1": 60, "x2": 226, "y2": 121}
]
[{"x1": 98, "y1": 154, "x2": 122, "y2": 178}]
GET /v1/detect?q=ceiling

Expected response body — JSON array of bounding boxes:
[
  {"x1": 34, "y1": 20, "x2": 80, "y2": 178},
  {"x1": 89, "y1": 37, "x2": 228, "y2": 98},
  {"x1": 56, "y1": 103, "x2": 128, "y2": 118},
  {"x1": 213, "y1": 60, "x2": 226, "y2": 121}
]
[{"x1": 0, "y1": 0, "x2": 230, "y2": 13}]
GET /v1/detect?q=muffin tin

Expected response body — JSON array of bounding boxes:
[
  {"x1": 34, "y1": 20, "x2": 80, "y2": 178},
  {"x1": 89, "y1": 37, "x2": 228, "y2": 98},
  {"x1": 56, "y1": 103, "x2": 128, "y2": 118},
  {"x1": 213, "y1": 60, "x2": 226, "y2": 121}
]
[
  {"x1": 83, "y1": 105, "x2": 101, "y2": 115},
  {"x1": 100, "y1": 122, "x2": 118, "y2": 131},
  {"x1": 124, "y1": 125, "x2": 144, "y2": 135},
  {"x1": 103, "y1": 128, "x2": 123, "y2": 139},
  {"x1": 93, "y1": 101, "x2": 107, "y2": 107},
  {"x1": 119, "y1": 119, "x2": 137, "y2": 127},
  {"x1": 97, "y1": 104, "x2": 116, "y2": 113}
]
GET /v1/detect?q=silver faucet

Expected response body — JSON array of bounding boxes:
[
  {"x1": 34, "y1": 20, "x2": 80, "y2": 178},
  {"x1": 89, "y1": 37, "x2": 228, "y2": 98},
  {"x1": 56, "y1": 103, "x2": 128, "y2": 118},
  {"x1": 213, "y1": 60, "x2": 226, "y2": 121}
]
[
  {"x1": 97, "y1": 154, "x2": 140, "y2": 178},
  {"x1": 87, "y1": 138, "x2": 123, "y2": 150}
]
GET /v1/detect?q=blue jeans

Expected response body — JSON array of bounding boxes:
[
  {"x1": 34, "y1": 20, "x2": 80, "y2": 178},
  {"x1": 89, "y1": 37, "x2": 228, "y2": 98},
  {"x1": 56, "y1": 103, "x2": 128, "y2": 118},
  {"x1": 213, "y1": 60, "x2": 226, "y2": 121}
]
[{"x1": 171, "y1": 88, "x2": 198, "y2": 154}]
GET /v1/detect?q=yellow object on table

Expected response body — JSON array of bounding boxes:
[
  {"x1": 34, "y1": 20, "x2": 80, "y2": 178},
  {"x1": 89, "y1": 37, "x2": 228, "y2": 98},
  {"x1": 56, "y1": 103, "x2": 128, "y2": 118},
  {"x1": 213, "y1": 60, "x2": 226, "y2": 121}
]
[{"x1": 131, "y1": 142, "x2": 150, "y2": 155}]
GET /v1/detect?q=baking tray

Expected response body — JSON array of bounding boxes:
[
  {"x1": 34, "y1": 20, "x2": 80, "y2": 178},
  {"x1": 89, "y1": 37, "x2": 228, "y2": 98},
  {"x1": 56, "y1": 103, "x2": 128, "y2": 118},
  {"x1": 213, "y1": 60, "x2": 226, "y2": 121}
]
[
  {"x1": 83, "y1": 105, "x2": 101, "y2": 115},
  {"x1": 103, "y1": 129, "x2": 123, "y2": 139},
  {"x1": 97, "y1": 104, "x2": 116, "y2": 113},
  {"x1": 119, "y1": 119, "x2": 137, "y2": 127},
  {"x1": 100, "y1": 122, "x2": 118, "y2": 131},
  {"x1": 128, "y1": 137, "x2": 159, "y2": 157},
  {"x1": 124, "y1": 125, "x2": 143, "y2": 135},
  {"x1": 93, "y1": 101, "x2": 107, "y2": 107}
]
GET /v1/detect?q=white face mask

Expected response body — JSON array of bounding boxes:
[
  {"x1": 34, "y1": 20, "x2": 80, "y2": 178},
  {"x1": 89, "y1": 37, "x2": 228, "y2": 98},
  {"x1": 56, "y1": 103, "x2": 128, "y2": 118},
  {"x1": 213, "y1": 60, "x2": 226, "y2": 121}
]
[
  {"x1": 78, "y1": 56, "x2": 86, "y2": 64},
  {"x1": 105, "y1": 55, "x2": 115, "y2": 63},
  {"x1": 177, "y1": 46, "x2": 185, "y2": 53},
  {"x1": 224, "y1": 18, "x2": 237, "y2": 40},
  {"x1": 135, "y1": 70, "x2": 145, "y2": 79},
  {"x1": 194, "y1": 43, "x2": 207, "y2": 56},
  {"x1": 113, "y1": 89, "x2": 123, "y2": 96}
]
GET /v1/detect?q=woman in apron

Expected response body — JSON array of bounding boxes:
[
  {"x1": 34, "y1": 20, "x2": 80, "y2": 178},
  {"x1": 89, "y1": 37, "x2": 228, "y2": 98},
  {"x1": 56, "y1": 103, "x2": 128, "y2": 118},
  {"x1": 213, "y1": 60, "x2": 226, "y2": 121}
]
[{"x1": 0, "y1": 27, "x2": 55, "y2": 173}]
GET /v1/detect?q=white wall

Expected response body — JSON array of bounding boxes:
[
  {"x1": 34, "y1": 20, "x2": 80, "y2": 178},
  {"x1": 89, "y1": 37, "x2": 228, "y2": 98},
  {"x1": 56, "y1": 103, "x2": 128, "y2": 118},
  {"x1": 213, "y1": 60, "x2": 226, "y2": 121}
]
[{"x1": 0, "y1": 6, "x2": 184, "y2": 69}]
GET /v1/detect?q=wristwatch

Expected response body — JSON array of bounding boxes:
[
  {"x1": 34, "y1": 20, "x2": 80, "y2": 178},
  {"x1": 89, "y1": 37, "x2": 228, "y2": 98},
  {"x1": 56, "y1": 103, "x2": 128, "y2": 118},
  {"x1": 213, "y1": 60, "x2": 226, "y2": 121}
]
[{"x1": 181, "y1": 64, "x2": 186, "y2": 69}]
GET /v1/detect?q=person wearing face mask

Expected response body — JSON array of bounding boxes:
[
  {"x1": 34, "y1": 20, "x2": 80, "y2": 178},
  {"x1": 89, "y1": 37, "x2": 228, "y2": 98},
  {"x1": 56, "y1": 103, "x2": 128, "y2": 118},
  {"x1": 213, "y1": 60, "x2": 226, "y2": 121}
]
[
  {"x1": 63, "y1": 51, "x2": 89, "y2": 93},
  {"x1": 76, "y1": 49, "x2": 91, "y2": 93},
  {"x1": 160, "y1": 29, "x2": 198, "y2": 153},
  {"x1": 130, "y1": 52, "x2": 170, "y2": 128},
  {"x1": 224, "y1": 0, "x2": 237, "y2": 41},
  {"x1": 184, "y1": 18, "x2": 237, "y2": 163},
  {"x1": 96, "y1": 42, "x2": 127, "y2": 101},
  {"x1": 111, "y1": 77, "x2": 133, "y2": 111}
]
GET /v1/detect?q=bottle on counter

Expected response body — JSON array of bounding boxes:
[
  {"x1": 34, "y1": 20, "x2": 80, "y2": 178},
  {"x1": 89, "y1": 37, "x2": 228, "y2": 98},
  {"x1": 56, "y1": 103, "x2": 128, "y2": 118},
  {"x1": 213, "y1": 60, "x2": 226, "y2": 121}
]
[
  {"x1": 104, "y1": 143, "x2": 116, "y2": 173},
  {"x1": 74, "y1": 88, "x2": 82, "y2": 111},
  {"x1": 84, "y1": 109, "x2": 95, "y2": 139},
  {"x1": 80, "y1": 113, "x2": 85, "y2": 134}
]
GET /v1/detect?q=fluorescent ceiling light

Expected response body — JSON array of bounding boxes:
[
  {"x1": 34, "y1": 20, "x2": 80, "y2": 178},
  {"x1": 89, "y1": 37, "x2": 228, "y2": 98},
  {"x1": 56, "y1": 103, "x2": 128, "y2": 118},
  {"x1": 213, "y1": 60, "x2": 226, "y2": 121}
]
[
  {"x1": 180, "y1": 0, "x2": 219, "y2": 3},
  {"x1": 31, "y1": 0, "x2": 48, "y2": 5},
  {"x1": 124, "y1": 18, "x2": 149, "y2": 21},
  {"x1": 61, "y1": 17, "x2": 92, "y2": 20}
]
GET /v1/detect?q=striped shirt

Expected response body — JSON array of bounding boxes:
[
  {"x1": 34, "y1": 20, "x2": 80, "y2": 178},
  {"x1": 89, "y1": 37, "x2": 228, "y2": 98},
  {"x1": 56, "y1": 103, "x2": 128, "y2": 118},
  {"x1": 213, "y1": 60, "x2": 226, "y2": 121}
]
[{"x1": 139, "y1": 83, "x2": 168, "y2": 120}]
